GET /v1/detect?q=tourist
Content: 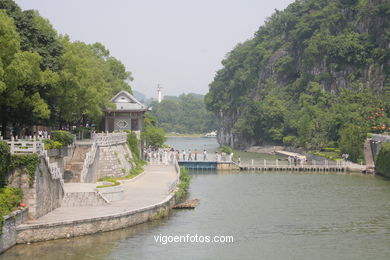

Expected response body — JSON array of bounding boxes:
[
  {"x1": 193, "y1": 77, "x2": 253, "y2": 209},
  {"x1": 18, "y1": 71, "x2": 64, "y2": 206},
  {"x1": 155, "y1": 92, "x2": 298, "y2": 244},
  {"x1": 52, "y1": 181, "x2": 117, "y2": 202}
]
[
  {"x1": 188, "y1": 149, "x2": 193, "y2": 161},
  {"x1": 238, "y1": 156, "x2": 241, "y2": 165},
  {"x1": 182, "y1": 150, "x2": 186, "y2": 161},
  {"x1": 293, "y1": 156, "x2": 297, "y2": 166},
  {"x1": 194, "y1": 149, "x2": 198, "y2": 161},
  {"x1": 203, "y1": 149, "x2": 207, "y2": 161}
]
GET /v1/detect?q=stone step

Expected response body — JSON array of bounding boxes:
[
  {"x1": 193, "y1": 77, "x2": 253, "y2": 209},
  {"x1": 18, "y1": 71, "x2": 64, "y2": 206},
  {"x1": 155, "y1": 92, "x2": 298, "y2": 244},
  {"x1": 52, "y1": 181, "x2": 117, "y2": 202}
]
[{"x1": 61, "y1": 192, "x2": 109, "y2": 207}]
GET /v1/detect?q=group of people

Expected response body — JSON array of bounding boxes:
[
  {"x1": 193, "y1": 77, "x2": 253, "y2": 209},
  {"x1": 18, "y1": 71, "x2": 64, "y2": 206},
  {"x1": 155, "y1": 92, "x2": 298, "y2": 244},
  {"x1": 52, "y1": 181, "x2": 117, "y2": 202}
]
[
  {"x1": 179, "y1": 149, "x2": 208, "y2": 161},
  {"x1": 341, "y1": 153, "x2": 350, "y2": 161},
  {"x1": 287, "y1": 155, "x2": 306, "y2": 166},
  {"x1": 37, "y1": 129, "x2": 49, "y2": 139}
]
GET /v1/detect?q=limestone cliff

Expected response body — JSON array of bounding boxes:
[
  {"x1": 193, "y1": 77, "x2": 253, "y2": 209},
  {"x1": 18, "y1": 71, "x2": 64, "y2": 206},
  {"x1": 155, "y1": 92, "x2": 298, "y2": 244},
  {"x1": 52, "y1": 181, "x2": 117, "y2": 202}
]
[{"x1": 206, "y1": 0, "x2": 389, "y2": 149}]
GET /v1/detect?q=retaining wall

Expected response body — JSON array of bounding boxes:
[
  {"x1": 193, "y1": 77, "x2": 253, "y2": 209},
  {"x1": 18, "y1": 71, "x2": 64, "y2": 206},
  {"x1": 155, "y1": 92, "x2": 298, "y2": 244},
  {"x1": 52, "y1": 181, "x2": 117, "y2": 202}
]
[
  {"x1": 0, "y1": 208, "x2": 28, "y2": 254},
  {"x1": 16, "y1": 193, "x2": 176, "y2": 243},
  {"x1": 7, "y1": 157, "x2": 64, "y2": 220}
]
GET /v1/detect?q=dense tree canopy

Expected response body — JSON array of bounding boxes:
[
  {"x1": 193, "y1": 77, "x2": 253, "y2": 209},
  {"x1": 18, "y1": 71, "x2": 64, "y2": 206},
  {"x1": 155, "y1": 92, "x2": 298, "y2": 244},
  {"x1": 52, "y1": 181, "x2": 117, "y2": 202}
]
[
  {"x1": 150, "y1": 94, "x2": 217, "y2": 134},
  {"x1": 205, "y1": 0, "x2": 390, "y2": 162},
  {"x1": 0, "y1": 0, "x2": 133, "y2": 135}
]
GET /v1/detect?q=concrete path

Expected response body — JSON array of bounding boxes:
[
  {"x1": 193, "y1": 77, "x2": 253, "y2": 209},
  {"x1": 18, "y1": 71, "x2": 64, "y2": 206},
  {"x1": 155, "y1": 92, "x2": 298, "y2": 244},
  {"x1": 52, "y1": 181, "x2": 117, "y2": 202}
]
[{"x1": 20, "y1": 164, "x2": 178, "y2": 225}]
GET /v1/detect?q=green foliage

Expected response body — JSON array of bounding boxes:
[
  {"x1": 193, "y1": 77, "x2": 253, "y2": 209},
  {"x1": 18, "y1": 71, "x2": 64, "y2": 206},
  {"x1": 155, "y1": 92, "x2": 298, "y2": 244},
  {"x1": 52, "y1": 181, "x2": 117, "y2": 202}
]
[
  {"x1": 149, "y1": 93, "x2": 217, "y2": 134},
  {"x1": 339, "y1": 124, "x2": 367, "y2": 162},
  {"x1": 283, "y1": 136, "x2": 297, "y2": 146},
  {"x1": 175, "y1": 166, "x2": 191, "y2": 202},
  {"x1": 0, "y1": 1, "x2": 134, "y2": 133},
  {"x1": 0, "y1": 187, "x2": 23, "y2": 235},
  {"x1": 142, "y1": 113, "x2": 167, "y2": 147},
  {"x1": 9, "y1": 154, "x2": 40, "y2": 186},
  {"x1": 149, "y1": 207, "x2": 169, "y2": 221},
  {"x1": 219, "y1": 145, "x2": 233, "y2": 154},
  {"x1": 205, "y1": 0, "x2": 390, "y2": 154},
  {"x1": 50, "y1": 130, "x2": 74, "y2": 146},
  {"x1": 43, "y1": 139, "x2": 62, "y2": 150},
  {"x1": 375, "y1": 142, "x2": 390, "y2": 177},
  {"x1": 126, "y1": 131, "x2": 140, "y2": 161},
  {"x1": 0, "y1": 141, "x2": 11, "y2": 188}
]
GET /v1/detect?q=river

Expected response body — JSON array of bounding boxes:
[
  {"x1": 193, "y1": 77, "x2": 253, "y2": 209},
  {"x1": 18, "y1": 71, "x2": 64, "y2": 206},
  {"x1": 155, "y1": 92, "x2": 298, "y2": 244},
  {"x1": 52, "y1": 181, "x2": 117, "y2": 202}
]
[{"x1": 1, "y1": 137, "x2": 390, "y2": 260}]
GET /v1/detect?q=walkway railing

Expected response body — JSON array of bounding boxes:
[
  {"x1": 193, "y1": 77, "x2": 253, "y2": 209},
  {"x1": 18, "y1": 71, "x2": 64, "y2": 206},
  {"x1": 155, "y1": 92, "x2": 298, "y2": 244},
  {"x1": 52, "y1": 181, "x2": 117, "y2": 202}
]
[
  {"x1": 6, "y1": 136, "x2": 44, "y2": 154},
  {"x1": 80, "y1": 141, "x2": 97, "y2": 183},
  {"x1": 168, "y1": 160, "x2": 180, "y2": 194}
]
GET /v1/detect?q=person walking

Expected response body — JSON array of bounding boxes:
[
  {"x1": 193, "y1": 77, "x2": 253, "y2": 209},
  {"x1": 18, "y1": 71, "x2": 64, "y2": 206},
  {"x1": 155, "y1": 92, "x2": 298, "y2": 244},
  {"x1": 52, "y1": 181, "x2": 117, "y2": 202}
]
[
  {"x1": 182, "y1": 150, "x2": 186, "y2": 161},
  {"x1": 203, "y1": 149, "x2": 207, "y2": 161},
  {"x1": 188, "y1": 149, "x2": 193, "y2": 161},
  {"x1": 194, "y1": 149, "x2": 198, "y2": 161}
]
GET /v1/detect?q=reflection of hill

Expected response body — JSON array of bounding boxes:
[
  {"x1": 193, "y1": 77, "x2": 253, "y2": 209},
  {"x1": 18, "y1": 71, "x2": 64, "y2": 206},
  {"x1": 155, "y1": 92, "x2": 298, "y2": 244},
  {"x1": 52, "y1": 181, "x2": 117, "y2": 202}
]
[{"x1": 1, "y1": 219, "x2": 168, "y2": 260}]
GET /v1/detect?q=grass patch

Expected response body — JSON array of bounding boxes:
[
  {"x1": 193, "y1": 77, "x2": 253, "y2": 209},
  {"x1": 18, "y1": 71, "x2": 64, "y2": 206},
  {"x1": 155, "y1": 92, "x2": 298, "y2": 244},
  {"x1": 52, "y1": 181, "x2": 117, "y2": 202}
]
[
  {"x1": 309, "y1": 150, "x2": 341, "y2": 161},
  {"x1": 96, "y1": 177, "x2": 120, "y2": 188}
]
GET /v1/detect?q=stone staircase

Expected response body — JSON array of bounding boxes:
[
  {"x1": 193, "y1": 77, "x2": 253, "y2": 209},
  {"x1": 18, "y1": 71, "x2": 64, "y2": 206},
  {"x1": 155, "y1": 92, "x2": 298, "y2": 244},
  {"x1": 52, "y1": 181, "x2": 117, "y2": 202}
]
[
  {"x1": 64, "y1": 145, "x2": 91, "y2": 182},
  {"x1": 61, "y1": 192, "x2": 109, "y2": 207},
  {"x1": 364, "y1": 139, "x2": 375, "y2": 174}
]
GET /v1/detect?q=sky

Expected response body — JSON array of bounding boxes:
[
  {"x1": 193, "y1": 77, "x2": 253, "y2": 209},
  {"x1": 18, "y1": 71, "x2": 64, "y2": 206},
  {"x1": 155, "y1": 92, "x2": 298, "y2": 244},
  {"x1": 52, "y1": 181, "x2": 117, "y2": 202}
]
[{"x1": 15, "y1": 0, "x2": 294, "y2": 99}]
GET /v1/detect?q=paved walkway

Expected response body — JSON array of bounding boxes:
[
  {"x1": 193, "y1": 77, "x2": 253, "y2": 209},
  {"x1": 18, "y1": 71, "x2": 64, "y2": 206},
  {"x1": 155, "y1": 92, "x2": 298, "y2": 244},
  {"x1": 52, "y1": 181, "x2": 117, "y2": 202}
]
[{"x1": 20, "y1": 164, "x2": 178, "y2": 225}]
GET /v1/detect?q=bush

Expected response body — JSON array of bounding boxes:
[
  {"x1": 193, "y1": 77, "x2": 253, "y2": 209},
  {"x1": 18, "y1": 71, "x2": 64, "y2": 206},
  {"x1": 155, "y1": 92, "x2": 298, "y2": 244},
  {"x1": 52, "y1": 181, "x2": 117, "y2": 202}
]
[
  {"x1": 219, "y1": 145, "x2": 233, "y2": 154},
  {"x1": 0, "y1": 187, "x2": 23, "y2": 235},
  {"x1": 283, "y1": 135, "x2": 297, "y2": 146},
  {"x1": 175, "y1": 166, "x2": 191, "y2": 202},
  {"x1": 43, "y1": 139, "x2": 63, "y2": 150},
  {"x1": 9, "y1": 154, "x2": 40, "y2": 186},
  {"x1": 375, "y1": 142, "x2": 390, "y2": 177},
  {"x1": 0, "y1": 141, "x2": 11, "y2": 188},
  {"x1": 50, "y1": 130, "x2": 74, "y2": 146},
  {"x1": 339, "y1": 124, "x2": 367, "y2": 162},
  {"x1": 126, "y1": 131, "x2": 140, "y2": 161}
]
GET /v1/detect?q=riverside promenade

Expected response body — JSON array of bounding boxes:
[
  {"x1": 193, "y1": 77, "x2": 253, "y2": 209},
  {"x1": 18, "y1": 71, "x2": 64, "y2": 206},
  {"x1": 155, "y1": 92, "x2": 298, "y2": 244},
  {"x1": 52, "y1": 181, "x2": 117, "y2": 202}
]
[{"x1": 16, "y1": 163, "x2": 178, "y2": 242}]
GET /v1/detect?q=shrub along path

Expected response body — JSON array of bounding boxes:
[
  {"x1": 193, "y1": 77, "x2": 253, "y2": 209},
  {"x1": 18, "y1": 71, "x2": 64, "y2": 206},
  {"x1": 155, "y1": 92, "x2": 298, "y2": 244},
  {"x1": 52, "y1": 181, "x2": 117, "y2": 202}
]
[{"x1": 19, "y1": 164, "x2": 178, "y2": 225}]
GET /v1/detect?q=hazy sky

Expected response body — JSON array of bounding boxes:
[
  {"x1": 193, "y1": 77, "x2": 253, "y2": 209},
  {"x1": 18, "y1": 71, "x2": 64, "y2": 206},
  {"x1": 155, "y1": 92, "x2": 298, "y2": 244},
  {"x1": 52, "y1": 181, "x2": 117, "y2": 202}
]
[{"x1": 15, "y1": 0, "x2": 294, "y2": 98}]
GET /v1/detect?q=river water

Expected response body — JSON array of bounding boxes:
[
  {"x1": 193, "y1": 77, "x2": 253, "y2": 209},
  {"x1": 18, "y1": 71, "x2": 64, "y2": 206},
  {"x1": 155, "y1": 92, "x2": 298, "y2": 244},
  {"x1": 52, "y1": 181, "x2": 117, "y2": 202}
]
[{"x1": 2, "y1": 137, "x2": 390, "y2": 260}]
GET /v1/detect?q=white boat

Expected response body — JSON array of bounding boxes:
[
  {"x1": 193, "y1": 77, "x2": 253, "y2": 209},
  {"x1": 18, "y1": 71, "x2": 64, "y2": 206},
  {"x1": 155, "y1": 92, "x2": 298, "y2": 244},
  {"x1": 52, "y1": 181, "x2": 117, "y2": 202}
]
[{"x1": 204, "y1": 131, "x2": 217, "y2": 138}]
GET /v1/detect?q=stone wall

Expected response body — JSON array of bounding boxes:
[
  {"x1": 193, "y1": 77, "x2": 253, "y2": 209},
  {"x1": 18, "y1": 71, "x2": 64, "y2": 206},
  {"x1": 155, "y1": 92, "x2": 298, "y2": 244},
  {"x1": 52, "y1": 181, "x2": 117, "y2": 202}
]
[
  {"x1": 0, "y1": 208, "x2": 28, "y2": 254},
  {"x1": 16, "y1": 193, "x2": 176, "y2": 243},
  {"x1": 7, "y1": 157, "x2": 64, "y2": 220},
  {"x1": 95, "y1": 143, "x2": 133, "y2": 180}
]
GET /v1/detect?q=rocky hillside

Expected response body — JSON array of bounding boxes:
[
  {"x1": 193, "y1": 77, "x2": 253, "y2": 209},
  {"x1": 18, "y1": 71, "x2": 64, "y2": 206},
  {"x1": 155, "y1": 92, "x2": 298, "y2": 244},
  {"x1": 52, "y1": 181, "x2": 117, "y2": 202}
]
[{"x1": 205, "y1": 0, "x2": 389, "y2": 156}]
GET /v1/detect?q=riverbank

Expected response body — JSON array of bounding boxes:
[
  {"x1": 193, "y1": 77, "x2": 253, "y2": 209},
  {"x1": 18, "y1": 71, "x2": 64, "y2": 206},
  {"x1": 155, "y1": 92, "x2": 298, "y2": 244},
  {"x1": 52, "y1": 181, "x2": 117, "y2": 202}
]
[{"x1": 13, "y1": 164, "x2": 179, "y2": 244}]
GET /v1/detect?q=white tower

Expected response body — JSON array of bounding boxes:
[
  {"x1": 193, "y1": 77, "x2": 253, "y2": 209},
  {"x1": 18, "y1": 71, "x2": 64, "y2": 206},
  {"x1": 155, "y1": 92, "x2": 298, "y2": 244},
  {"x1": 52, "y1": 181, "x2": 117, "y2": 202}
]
[{"x1": 157, "y1": 84, "x2": 162, "y2": 103}]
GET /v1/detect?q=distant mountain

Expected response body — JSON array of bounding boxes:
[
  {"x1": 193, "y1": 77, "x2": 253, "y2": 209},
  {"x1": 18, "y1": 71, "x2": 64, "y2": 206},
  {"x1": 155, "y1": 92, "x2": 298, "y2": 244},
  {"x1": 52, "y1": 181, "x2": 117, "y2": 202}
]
[{"x1": 133, "y1": 90, "x2": 148, "y2": 104}]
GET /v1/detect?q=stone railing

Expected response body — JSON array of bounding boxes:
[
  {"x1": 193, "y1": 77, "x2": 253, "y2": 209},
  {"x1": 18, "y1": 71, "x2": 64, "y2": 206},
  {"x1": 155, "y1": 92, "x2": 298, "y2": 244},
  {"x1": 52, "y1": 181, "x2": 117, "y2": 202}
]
[
  {"x1": 40, "y1": 149, "x2": 64, "y2": 189},
  {"x1": 5, "y1": 138, "x2": 64, "y2": 189},
  {"x1": 168, "y1": 160, "x2": 180, "y2": 194},
  {"x1": 6, "y1": 137, "x2": 44, "y2": 154},
  {"x1": 80, "y1": 141, "x2": 97, "y2": 183},
  {"x1": 91, "y1": 132, "x2": 127, "y2": 147}
]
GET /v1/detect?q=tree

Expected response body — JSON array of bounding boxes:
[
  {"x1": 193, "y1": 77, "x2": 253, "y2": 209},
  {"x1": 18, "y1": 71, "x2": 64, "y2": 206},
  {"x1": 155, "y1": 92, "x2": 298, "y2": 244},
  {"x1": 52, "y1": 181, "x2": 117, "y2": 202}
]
[
  {"x1": 142, "y1": 113, "x2": 166, "y2": 147},
  {"x1": 339, "y1": 124, "x2": 367, "y2": 162}
]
